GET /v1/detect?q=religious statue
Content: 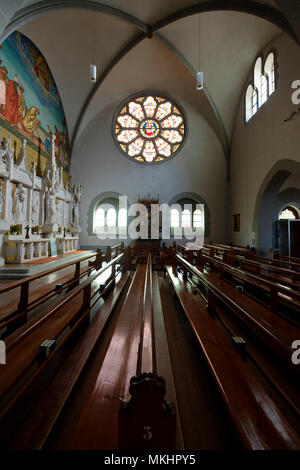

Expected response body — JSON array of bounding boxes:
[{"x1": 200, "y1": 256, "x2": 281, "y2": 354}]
[
  {"x1": 31, "y1": 190, "x2": 39, "y2": 225},
  {"x1": 12, "y1": 183, "x2": 25, "y2": 222},
  {"x1": 72, "y1": 184, "x2": 82, "y2": 227},
  {"x1": 0, "y1": 181, "x2": 4, "y2": 218},
  {"x1": 45, "y1": 188, "x2": 57, "y2": 224},
  {"x1": 0, "y1": 138, "x2": 11, "y2": 174}
]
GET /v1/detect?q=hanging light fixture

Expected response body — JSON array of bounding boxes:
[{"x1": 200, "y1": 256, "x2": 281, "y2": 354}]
[
  {"x1": 196, "y1": 14, "x2": 204, "y2": 91},
  {"x1": 90, "y1": 6, "x2": 96, "y2": 82},
  {"x1": 196, "y1": 72, "x2": 204, "y2": 90}
]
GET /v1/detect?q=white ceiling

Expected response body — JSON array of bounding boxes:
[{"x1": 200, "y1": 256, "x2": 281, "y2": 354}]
[{"x1": 4, "y1": 1, "x2": 285, "y2": 152}]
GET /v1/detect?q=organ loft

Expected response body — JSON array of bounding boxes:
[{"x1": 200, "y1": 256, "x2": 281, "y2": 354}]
[{"x1": 0, "y1": 0, "x2": 300, "y2": 453}]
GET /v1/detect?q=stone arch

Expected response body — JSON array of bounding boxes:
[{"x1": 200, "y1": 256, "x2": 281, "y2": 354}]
[{"x1": 253, "y1": 159, "x2": 300, "y2": 254}]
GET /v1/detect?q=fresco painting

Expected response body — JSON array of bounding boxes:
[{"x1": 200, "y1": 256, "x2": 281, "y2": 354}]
[{"x1": 0, "y1": 31, "x2": 70, "y2": 171}]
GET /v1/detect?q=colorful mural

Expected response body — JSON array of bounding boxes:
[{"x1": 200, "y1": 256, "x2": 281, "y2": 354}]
[{"x1": 0, "y1": 31, "x2": 70, "y2": 172}]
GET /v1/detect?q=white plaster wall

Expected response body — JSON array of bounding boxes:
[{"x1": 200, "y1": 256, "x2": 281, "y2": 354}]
[
  {"x1": 71, "y1": 40, "x2": 228, "y2": 248},
  {"x1": 230, "y1": 32, "x2": 300, "y2": 248}
]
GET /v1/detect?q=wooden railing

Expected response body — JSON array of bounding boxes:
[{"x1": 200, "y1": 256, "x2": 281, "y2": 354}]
[{"x1": 0, "y1": 243, "x2": 125, "y2": 334}]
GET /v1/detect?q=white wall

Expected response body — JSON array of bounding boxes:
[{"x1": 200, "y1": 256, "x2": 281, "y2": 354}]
[
  {"x1": 71, "y1": 39, "x2": 228, "y2": 248},
  {"x1": 230, "y1": 32, "x2": 300, "y2": 250}
]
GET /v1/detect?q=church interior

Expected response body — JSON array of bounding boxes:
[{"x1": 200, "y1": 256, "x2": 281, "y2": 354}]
[{"x1": 0, "y1": 0, "x2": 300, "y2": 451}]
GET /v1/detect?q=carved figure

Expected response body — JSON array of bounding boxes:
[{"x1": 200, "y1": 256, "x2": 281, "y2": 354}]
[{"x1": 12, "y1": 183, "x2": 25, "y2": 222}]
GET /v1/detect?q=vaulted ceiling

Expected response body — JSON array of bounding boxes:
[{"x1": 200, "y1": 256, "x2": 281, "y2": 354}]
[{"x1": 0, "y1": 0, "x2": 298, "y2": 159}]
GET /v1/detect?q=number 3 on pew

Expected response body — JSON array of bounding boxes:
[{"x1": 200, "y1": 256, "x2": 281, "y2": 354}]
[{"x1": 143, "y1": 426, "x2": 152, "y2": 440}]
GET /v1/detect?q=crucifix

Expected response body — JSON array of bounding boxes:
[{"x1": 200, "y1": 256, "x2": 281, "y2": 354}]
[{"x1": 25, "y1": 224, "x2": 30, "y2": 239}]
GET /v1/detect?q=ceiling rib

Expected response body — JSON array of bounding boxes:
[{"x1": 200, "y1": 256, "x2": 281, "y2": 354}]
[
  {"x1": 153, "y1": 0, "x2": 298, "y2": 44},
  {"x1": 0, "y1": 0, "x2": 148, "y2": 43}
]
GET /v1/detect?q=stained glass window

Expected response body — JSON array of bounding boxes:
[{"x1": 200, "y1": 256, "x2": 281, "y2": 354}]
[{"x1": 113, "y1": 94, "x2": 186, "y2": 163}]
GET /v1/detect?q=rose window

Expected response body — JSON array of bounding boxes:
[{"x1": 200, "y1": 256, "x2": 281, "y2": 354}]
[{"x1": 113, "y1": 94, "x2": 186, "y2": 163}]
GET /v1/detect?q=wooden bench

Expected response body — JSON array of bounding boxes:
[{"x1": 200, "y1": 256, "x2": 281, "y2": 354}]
[
  {"x1": 8, "y1": 271, "x2": 131, "y2": 449},
  {"x1": 165, "y1": 264, "x2": 300, "y2": 449},
  {"x1": 176, "y1": 254, "x2": 300, "y2": 368},
  {"x1": 69, "y1": 254, "x2": 175, "y2": 450},
  {"x1": 0, "y1": 252, "x2": 125, "y2": 446},
  {"x1": 198, "y1": 251, "x2": 300, "y2": 314}
]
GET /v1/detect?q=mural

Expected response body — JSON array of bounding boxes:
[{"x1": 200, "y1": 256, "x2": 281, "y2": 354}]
[{"x1": 0, "y1": 31, "x2": 70, "y2": 171}]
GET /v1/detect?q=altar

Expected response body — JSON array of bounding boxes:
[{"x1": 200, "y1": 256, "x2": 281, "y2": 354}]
[{"x1": 0, "y1": 133, "x2": 83, "y2": 265}]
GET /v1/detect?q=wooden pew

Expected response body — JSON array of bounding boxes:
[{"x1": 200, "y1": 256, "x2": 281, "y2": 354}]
[
  {"x1": 198, "y1": 251, "x2": 300, "y2": 315},
  {"x1": 165, "y1": 262, "x2": 300, "y2": 449},
  {"x1": 8, "y1": 271, "x2": 131, "y2": 449},
  {"x1": 68, "y1": 254, "x2": 175, "y2": 450},
  {"x1": 0, "y1": 253, "x2": 125, "y2": 447},
  {"x1": 175, "y1": 253, "x2": 300, "y2": 368}
]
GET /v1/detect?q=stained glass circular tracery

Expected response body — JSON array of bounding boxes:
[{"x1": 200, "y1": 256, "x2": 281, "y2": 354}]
[{"x1": 113, "y1": 94, "x2": 186, "y2": 163}]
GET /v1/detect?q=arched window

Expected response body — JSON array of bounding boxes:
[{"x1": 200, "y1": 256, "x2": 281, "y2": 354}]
[
  {"x1": 254, "y1": 57, "x2": 262, "y2": 107},
  {"x1": 107, "y1": 208, "x2": 116, "y2": 227},
  {"x1": 245, "y1": 51, "x2": 277, "y2": 123},
  {"x1": 279, "y1": 206, "x2": 299, "y2": 220},
  {"x1": 118, "y1": 208, "x2": 127, "y2": 227},
  {"x1": 182, "y1": 210, "x2": 191, "y2": 228},
  {"x1": 251, "y1": 88, "x2": 258, "y2": 115},
  {"x1": 94, "y1": 207, "x2": 105, "y2": 229},
  {"x1": 265, "y1": 52, "x2": 275, "y2": 95},
  {"x1": 261, "y1": 75, "x2": 268, "y2": 105},
  {"x1": 245, "y1": 84, "x2": 254, "y2": 122},
  {"x1": 193, "y1": 209, "x2": 203, "y2": 227},
  {"x1": 171, "y1": 209, "x2": 180, "y2": 228}
]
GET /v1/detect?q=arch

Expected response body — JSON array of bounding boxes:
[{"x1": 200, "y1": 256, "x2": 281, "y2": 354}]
[
  {"x1": 87, "y1": 190, "x2": 131, "y2": 236},
  {"x1": 253, "y1": 159, "x2": 300, "y2": 254}
]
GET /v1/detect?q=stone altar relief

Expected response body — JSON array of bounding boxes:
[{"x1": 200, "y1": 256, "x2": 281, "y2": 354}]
[{"x1": 0, "y1": 130, "x2": 82, "y2": 264}]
